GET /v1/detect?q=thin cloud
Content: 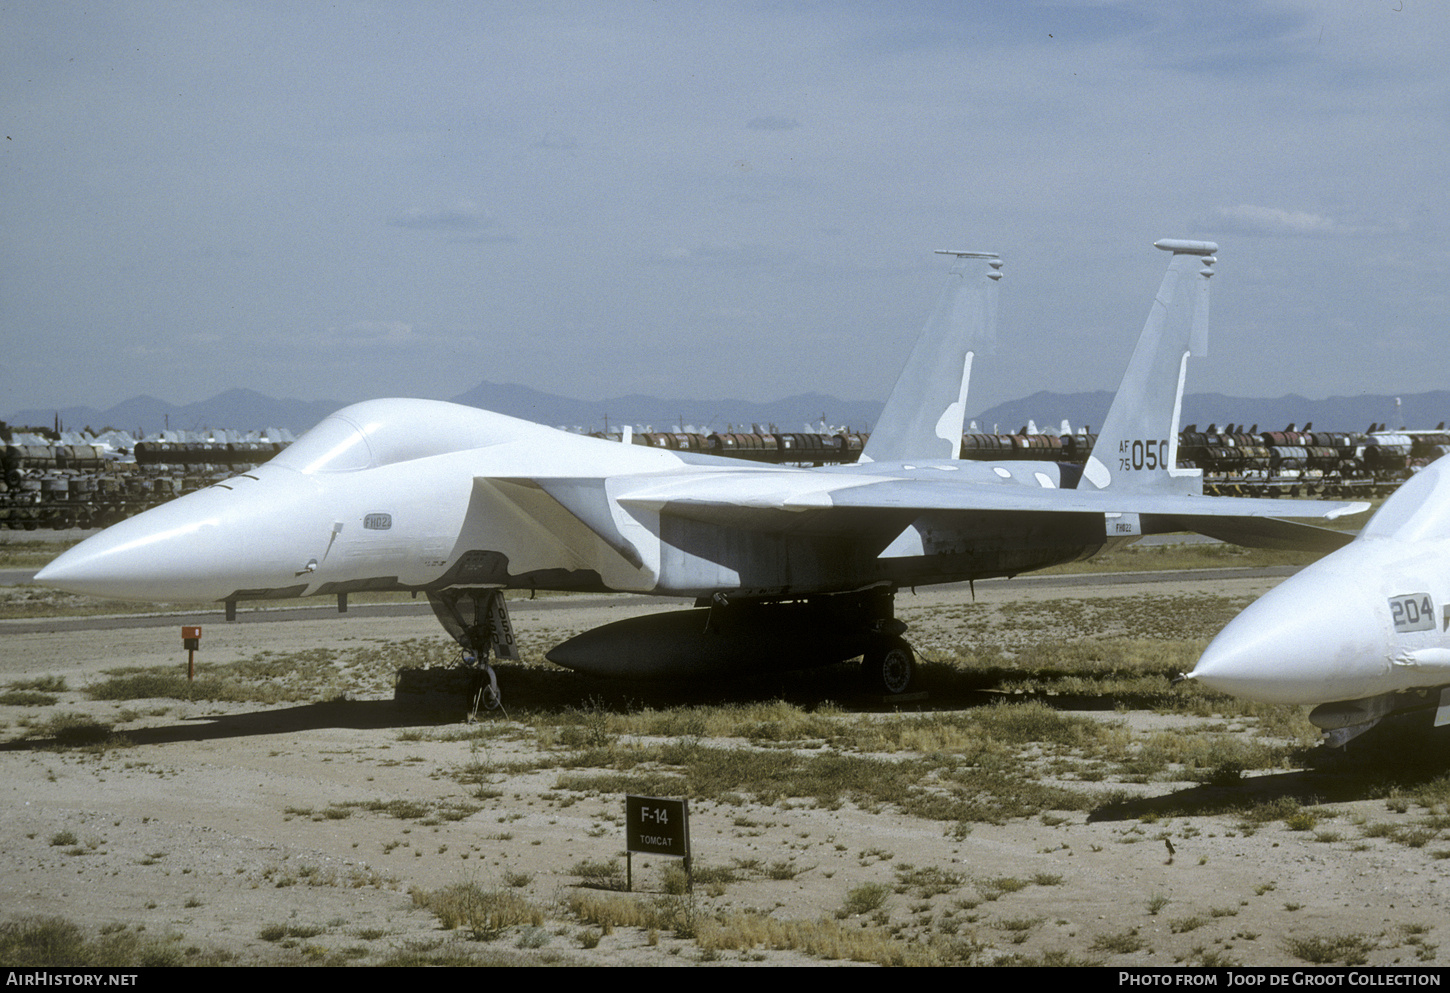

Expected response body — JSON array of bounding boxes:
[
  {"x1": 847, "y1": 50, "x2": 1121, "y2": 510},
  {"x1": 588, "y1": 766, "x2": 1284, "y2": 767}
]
[
  {"x1": 533, "y1": 131, "x2": 579, "y2": 149},
  {"x1": 318, "y1": 321, "x2": 421, "y2": 348},
  {"x1": 388, "y1": 201, "x2": 495, "y2": 232},
  {"x1": 1212, "y1": 204, "x2": 1346, "y2": 237},
  {"x1": 746, "y1": 116, "x2": 801, "y2": 131},
  {"x1": 645, "y1": 243, "x2": 791, "y2": 268}
]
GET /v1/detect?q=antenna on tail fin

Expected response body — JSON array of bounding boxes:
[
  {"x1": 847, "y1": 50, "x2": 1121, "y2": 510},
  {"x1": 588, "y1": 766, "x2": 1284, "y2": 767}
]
[
  {"x1": 860, "y1": 250, "x2": 1002, "y2": 463},
  {"x1": 1081, "y1": 239, "x2": 1217, "y2": 493}
]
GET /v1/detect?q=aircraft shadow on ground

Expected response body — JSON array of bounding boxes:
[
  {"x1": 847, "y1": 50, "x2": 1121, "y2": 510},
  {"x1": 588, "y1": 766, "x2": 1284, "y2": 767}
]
[
  {"x1": 11, "y1": 657, "x2": 1449, "y2": 801},
  {"x1": 0, "y1": 660, "x2": 943, "y2": 752},
  {"x1": 1089, "y1": 720, "x2": 1450, "y2": 823},
  {"x1": 0, "y1": 657, "x2": 1032, "y2": 752},
  {"x1": 0, "y1": 698, "x2": 453, "y2": 751}
]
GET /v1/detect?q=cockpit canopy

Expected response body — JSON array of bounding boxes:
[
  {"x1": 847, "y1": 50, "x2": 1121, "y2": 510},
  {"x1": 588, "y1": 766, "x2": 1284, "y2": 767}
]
[
  {"x1": 1361, "y1": 456, "x2": 1450, "y2": 543},
  {"x1": 270, "y1": 399, "x2": 530, "y2": 474}
]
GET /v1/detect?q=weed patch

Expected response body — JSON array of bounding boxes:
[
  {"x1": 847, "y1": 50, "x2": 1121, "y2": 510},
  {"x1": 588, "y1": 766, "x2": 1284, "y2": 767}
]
[
  {"x1": 1282, "y1": 933, "x2": 1376, "y2": 965},
  {"x1": 0, "y1": 917, "x2": 228, "y2": 967},
  {"x1": 413, "y1": 883, "x2": 545, "y2": 937}
]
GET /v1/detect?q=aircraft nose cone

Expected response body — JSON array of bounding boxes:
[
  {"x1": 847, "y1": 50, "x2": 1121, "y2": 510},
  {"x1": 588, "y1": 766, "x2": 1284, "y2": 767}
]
[
  {"x1": 1191, "y1": 567, "x2": 1383, "y2": 705},
  {"x1": 34, "y1": 474, "x2": 319, "y2": 601},
  {"x1": 35, "y1": 493, "x2": 234, "y2": 600},
  {"x1": 35, "y1": 536, "x2": 135, "y2": 597}
]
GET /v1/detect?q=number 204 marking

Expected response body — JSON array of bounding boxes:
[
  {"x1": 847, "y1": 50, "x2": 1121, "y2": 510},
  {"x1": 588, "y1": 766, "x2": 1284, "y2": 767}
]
[{"x1": 1389, "y1": 593, "x2": 1435, "y2": 633}]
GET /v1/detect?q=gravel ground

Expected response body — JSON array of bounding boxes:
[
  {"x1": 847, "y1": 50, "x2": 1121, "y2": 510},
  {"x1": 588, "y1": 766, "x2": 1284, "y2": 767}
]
[{"x1": 2, "y1": 543, "x2": 1447, "y2": 967}]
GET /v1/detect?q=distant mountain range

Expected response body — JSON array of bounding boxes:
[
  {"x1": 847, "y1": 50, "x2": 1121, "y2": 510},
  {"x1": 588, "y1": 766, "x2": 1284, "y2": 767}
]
[
  {"x1": 5, "y1": 383, "x2": 883, "y2": 437},
  {"x1": 7, "y1": 383, "x2": 1448, "y2": 438}
]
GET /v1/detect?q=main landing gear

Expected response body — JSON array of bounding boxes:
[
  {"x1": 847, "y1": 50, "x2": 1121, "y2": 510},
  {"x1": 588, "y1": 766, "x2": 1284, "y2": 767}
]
[
  {"x1": 427, "y1": 588, "x2": 518, "y2": 717},
  {"x1": 421, "y1": 585, "x2": 923, "y2": 703},
  {"x1": 863, "y1": 635, "x2": 917, "y2": 696},
  {"x1": 853, "y1": 589, "x2": 918, "y2": 697}
]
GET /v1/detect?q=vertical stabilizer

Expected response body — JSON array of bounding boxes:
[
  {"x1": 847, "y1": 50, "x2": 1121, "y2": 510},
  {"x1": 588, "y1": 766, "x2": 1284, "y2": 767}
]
[
  {"x1": 860, "y1": 250, "x2": 1002, "y2": 463},
  {"x1": 1081, "y1": 239, "x2": 1217, "y2": 493}
]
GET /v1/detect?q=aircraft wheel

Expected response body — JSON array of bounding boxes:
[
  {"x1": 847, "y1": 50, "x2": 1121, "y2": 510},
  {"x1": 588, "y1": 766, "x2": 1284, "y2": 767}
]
[{"x1": 863, "y1": 637, "x2": 916, "y2": 695}]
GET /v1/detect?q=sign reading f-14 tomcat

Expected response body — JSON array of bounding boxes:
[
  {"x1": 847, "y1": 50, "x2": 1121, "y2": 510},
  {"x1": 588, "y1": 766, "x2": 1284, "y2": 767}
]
[
  {"x1": 625, "y1": 795, "x2": 690, "y2": 892},
  {"x1": 626, "y1": 795, "x2": 689, "y2": 858}
]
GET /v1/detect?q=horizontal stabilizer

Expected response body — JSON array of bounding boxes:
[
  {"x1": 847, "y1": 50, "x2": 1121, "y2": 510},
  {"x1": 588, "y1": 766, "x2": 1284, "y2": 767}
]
[{"x1": 1145, "y1": 515, "x2": 1355, "y2": 553}]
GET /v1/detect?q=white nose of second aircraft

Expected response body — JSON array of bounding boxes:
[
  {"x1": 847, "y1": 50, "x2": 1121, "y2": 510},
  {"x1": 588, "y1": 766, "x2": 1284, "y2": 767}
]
[{"x1": 1191, "y1": 560, "x2": 1385, "y2": 705}]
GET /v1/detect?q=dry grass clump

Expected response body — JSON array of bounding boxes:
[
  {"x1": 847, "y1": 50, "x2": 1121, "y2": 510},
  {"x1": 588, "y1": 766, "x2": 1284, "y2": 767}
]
[
  {"x1": 26, "y1": 712, "x2": 124, "y2": 749},
  {"x1": 86, "y1": 668, "x2": 272, "y2": 704},
  {"x1": 832, "y1": 701, "x2": 1122, "y2": 756},
  {"x1": 257, "y1": 922, "x2": 325, "y2": 942},
  {"x1": 1090, "y1": 927, "x2": 1146, "y2": 955},
  {"x1": 840, "y1": 882, "x2": 890, "y2": 916},
  {"x1": 1118, "y1": 730, "x2": 1294, "y2": 783},
  {"x1": 341, "y1": 797, "x2": 481, "y2": 825},
  {"x1": 88, "y1": 652, "x2": 352, "y2": 704},
  {"x1": 565, "y1": 890, "x2": 698, "y2": 937},
  {"x1": 0, "y1": 916, "x2": 230, "y2": 967},
  {"x1": 539, "y1": 698, "x2": 851, "y2": 747},
  {"x1": 0, "y1": 676, "x2": 66, "y2": 707},
  {"x1": 1281, "y1": 932, "x2": 1377, "y2": 965},
  {"x1": 894, "y1": 864, "x2": 964, "y2": 898},
  {"x1": 1359, "y1": 822, "x2": 1440, "y2": 848},
  {"x1": 255, "y1": 860, "x2": 393, "y2": 890},
  {"x1": 694, "y1": 910, "x2": 977, "y2": 965},
  {"x1": 412, "y1": 882, "x2": 545, "y2": 937},
  {"x1": 551, "y1": 708, "x2": 1103, "y2": 825},
  {"x1": 571, "y1": 858, "x2": 626, "y2": 890},
  {"x1": 975, "y1": 875, "x2": 1030, "y2": 901},
  {"x1": 83, "y1": 639, "x2": 452, "y2": 705},
  {"x1": 1236, "y1": 797, "x2": 1324, "y2": 832}
]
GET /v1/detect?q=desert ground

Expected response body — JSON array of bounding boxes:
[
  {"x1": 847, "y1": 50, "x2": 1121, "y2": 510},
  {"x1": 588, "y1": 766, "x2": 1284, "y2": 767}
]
[{"x1": 2, "y1": 531, "x2": 1448, "y2": 967}]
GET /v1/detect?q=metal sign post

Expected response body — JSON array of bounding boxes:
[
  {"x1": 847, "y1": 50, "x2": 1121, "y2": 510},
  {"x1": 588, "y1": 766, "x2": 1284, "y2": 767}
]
[
  {"x1": 181, "y1": 626, "x2": 201, "y2": 700},
  {"x1": 625, "y1": 795, "x2": 690, "y2": 892}
]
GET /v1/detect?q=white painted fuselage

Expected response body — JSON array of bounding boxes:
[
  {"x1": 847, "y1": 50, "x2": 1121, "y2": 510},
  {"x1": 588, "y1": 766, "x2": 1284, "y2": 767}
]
[{"x1": 34, "y1": 398, "x2": 1092, "y2": 605}]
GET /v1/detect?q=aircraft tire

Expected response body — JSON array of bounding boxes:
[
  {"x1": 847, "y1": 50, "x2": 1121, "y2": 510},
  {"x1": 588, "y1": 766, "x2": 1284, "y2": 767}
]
[{"x1": 863, "y1": 637, "x2": 916, "y2": 696}]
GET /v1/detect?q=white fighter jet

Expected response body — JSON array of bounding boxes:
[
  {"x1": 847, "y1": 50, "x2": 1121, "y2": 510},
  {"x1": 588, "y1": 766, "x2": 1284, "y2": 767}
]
[
  {"x1": 36, "y1": 239, "x2": 1366, "y2": 704},
  {"x1": 1190, "y1": 454, "x2": 1450, "y2": 746}
]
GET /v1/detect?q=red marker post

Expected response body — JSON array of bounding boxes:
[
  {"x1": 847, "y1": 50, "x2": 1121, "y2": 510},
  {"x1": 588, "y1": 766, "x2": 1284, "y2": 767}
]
[{"x1": 182, "y1": 626, "x2": 201, "y2": 683}]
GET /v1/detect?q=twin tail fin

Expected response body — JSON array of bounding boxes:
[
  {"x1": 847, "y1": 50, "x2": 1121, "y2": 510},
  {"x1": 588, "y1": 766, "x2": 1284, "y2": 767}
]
[{"x1": 859, "y1": 250, "x2": 1001, "y2": 463}]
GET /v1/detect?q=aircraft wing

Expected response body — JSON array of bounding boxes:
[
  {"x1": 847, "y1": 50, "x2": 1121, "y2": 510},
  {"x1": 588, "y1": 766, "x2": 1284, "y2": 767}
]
[
  {"x1": 490, "y1": 471, "x2": 1366, "y2": 552},
  {"x1": 644, "y1": 477, "x2": 1362, "y2": 553},
  {"x1": 796, "y1": 478, "x2": 1366, "y2": 524}
]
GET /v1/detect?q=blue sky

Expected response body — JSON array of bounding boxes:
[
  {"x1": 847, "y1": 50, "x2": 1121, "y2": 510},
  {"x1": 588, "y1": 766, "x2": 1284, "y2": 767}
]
[{"x1": 3, "y1": 1, "x2": 1446, "y2": 419}]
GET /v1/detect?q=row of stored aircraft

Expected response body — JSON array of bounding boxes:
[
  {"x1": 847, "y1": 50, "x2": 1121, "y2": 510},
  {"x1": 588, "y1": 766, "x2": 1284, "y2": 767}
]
[{"x1": 41, "y1": 238, "x2": 1434, "y2": 743}]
